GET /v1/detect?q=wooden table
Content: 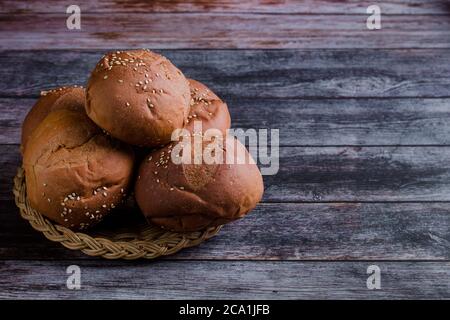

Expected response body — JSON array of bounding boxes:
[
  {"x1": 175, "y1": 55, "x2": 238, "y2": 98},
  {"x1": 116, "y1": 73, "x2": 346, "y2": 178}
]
[{"x1": 0, "y1": 0, "x2": 449, "y2": 299}]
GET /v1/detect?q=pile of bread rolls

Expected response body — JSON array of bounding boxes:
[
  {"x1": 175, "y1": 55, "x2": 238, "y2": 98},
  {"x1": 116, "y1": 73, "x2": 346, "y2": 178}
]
[{"x1": 21, "y1": 49, "x2": 264, "y2": 232}]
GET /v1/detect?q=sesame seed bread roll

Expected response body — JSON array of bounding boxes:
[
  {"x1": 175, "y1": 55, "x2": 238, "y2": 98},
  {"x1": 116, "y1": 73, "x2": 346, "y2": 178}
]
[
  {"x1": 86, "y1": 49, "x2": 190, "y2": 147},
  {"x1": 23, "y1": 109, "x2": 135, "y2": 230},
  {"x1": 135, "y1": 136, "x2": 264, "y2": 232},
  {"x1": 186, "y1": 79, "x2": 231, "y2": 134},
  {"x1": 21, "y1": 86, "x2": 85, "y2": 153}
]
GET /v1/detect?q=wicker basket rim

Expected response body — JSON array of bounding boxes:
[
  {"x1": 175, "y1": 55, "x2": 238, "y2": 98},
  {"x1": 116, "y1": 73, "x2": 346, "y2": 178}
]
[{"x1": 13, "y1": 166, "x2": 221, "y2": 260}]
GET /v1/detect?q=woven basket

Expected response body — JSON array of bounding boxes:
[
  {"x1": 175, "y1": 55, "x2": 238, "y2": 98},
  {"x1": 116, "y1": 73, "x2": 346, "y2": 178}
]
[{"x1": 13, "y1": 167, "x2": 221, "y2": 260}]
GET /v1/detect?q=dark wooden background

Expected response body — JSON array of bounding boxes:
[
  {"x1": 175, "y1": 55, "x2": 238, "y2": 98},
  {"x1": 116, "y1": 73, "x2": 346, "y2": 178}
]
[{"x1": 1, "y1": 0, "x2": 450, "y2": 299}]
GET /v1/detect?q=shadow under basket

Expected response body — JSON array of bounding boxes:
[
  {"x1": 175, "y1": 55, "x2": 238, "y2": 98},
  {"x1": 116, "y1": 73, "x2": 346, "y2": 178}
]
[{"x1": 13, "y1": 167, "x2": 221, "y2": 260}]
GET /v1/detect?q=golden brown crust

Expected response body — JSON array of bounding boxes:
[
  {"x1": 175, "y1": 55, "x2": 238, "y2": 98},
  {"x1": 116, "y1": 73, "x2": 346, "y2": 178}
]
[
  {"x1": 135, "y1": 137, "x2": 264, "y2": 232},
  {"x1": 185, "y1": 79, "x2": 231, "y2": 134},
  {"x1": 21, "y1": 86, "x2": 85, "y2": 153},
  {"x1": 23, "y1": 109, "x2": 135, "y2": 230},
  {"x1": 86, "y1": 49, "x2": 190, "y2": 147}
]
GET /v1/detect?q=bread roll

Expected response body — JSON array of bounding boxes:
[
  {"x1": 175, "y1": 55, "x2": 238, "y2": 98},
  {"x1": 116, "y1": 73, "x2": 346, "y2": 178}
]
[
  {"x1": 21, "y1": 86, "x2": 85, "y2": 152},
  {"x1": 186, "y1": 79, "x2": 231, "y2": 134},
  {"x1": 135, "y1": 136, "x2": 264, "y2": 231},
  {"x1": 86, "y1": 49, "x2": 190, "y2": 147},
  {"x1": 23, "y1": 109, "x2": 135, "y2": 230}
]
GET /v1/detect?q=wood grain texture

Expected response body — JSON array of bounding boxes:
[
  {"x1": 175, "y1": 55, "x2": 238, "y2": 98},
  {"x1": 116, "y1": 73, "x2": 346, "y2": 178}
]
[
  {"x1": 1, "y1": 260, "x2": 448, "y2": 299},
  {"x1": 4, "y1": 97, "x2": 450, "y2": 146},
  {"x1": 265, "y1": 146, "x2": 450, "y2": 202},
  {"x1": 4, "y1": 144, "x2": 450, "y2": 202},
  {"x1": 1, "y1": 145, "x2": 19, "y2": 200},
  {"x1": 1, "y1": 201, "x2": 449, "y2": 261},
  {"x1": 2, "y1": 13, "x2": 450, "y2": 49},
  {"x1": 2, "y1": 49, "x2": 450, "y2": 99},
  {"x1": 2, "y1": 0, "x2": 450, "y2": 14}
]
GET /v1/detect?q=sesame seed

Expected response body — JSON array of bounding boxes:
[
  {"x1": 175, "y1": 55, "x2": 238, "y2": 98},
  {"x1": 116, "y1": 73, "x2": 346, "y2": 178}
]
[
  {"x1": 47, "y1": 198, "x2": 51, "y2": 202},
  {"x1": 103, "y1": 192, "x2": 107, "y2": 197},
  {"x1": 43, "y1": 183, "x2": 47, "y2": 187},
  {"x1": 179, "y1": 186, "x2": 185, "y2": 190},
  {"x1": 102, "y1": 204, "x2": 107, "y2": 208},
  {"x1": 170, "y1": 188, "x2": 174, "y2": 191},
  {"x1": 104, "y1": 75, "x2": 108, "y2": 80},
  {"x1": 120, "y1": 188, "x2": 124, "y2": 193},
  {"x1": 126, "y1": 102, "x2": 130, "y2": 107},
  {"x1": 118, "y1": 79, "x2": 123, "y2": 83}
]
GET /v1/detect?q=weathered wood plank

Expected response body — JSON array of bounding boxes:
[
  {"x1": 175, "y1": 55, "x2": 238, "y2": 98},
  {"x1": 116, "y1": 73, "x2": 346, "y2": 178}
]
[
  {"x1": 2, "y1": 0, "x2": 449, "y2": 14},
  {"x1": 0, "y1": 260, "x2": 448, "y2": 299},
  {"x1": 2, "y1": 49, "x2": 450, "y2": 98},
  {"x1": 1, "y1": 13, "x2": 450, "y2": 49},
  {"x1": 265, "y1": 146, "x2": 450, "y2": 202},
  {"x1": 1, "y1": 201, "x2": 449, "y2": 261},
  {"x1": 4, "y1": 145, "x2": 450, "y2": 202},
  {"x1": 4, "y1": 97, "x2": 450, "y2": 146},
  {"x1": 0, "y1": 145, "x2": 20, "y2": 200},
  {"x1": 0, "y1": 99, "x2": 27, "y2": 144}
]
